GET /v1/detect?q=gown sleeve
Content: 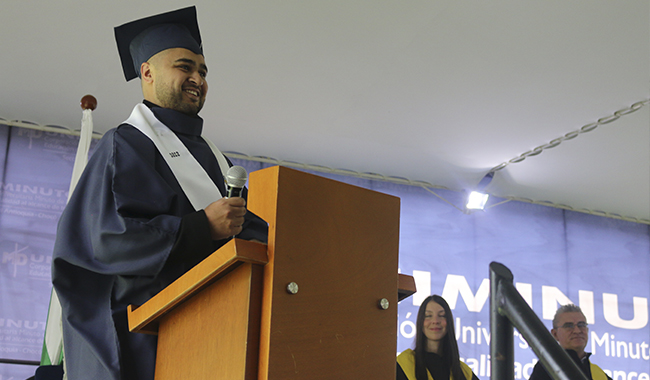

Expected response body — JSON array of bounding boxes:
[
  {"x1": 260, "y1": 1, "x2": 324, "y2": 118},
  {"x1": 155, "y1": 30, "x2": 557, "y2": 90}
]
[
  {"x1": 55, "y1": 126, "x2": 187, "y2": 278},
  {"x1": 53, "y1": 126, "x2": 193, "y2": 380}
]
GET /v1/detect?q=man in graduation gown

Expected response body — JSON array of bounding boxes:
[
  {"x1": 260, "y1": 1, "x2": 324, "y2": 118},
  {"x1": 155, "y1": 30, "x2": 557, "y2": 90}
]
[{"x1": 51, "y1": 6, "x2": 268, "y2": 380}]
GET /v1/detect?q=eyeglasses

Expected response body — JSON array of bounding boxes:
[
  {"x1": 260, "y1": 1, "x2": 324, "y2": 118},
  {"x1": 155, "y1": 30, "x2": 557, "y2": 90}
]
[{"x1": 559, "y1": 322, "x2": 588, "y2": 330}]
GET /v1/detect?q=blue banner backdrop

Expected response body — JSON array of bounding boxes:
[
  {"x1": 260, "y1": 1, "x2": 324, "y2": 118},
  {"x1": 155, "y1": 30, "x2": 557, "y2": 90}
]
[
  {"x1": 0, "y1": 125, "x2": 648, "y2": 380},
  {"x1": 0, "y1": 125, "x2": 87, "y2": 379}
]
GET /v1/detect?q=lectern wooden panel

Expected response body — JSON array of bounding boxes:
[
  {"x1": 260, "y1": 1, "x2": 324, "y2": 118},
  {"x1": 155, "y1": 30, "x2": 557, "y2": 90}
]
[
  {"x1": 248, "y1": 166, "x2": 400, "y2": 380},
  {"x1": 155, "y1": 263, "x2": 263, "y2": 379},
  {"x1": 127, "y1": 239, "x2": 268, "y2": 379}
]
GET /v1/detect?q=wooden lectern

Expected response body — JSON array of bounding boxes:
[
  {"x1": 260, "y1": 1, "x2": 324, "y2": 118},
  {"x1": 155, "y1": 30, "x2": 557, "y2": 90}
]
[{"x1": 127, "y1": 166, "x2": 414, "y2": 379}]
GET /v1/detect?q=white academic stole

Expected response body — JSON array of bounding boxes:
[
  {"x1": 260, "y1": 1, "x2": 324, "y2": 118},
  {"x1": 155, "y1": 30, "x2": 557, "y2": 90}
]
[{"x1": 123, "y1": 103, "x2": 230, "y2": 210}]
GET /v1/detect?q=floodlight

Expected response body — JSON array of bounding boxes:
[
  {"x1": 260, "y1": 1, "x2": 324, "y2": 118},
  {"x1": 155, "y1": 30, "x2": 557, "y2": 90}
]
[{"x1": 466, "y1": 191, "x2": 489, "y2": 210}]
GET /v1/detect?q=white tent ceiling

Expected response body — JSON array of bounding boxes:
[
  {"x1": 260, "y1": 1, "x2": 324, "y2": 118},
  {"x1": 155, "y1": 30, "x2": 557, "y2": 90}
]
[{"x1": 2, "y1": 1, "x2": 649, "y2": 221}]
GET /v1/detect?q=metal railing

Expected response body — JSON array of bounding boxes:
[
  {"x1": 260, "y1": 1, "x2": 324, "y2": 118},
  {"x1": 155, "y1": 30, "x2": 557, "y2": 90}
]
[
  {"x1": 489, "y1": 262, "x2": 588, "y2": 380},
  {"x1": 0, "y1": 357, "x2": 39, "y2": 366}
]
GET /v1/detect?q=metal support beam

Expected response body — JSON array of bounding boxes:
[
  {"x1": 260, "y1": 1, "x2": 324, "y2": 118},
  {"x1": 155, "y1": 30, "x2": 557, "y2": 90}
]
[
  {"x1": 490, "y1": 261, "x2": 514, "y2": 380},
  {"x1": 489, "y1": 262, "x2": 589, "y2": 380}
]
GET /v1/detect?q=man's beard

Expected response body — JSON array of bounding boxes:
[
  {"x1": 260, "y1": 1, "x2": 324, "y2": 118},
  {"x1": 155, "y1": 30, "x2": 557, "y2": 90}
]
[{"x1": 155, "y1": 82, "x2": 204, "y2": 115}]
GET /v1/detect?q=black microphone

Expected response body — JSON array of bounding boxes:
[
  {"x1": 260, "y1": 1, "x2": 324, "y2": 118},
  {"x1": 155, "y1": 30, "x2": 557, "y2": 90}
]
[{"x1": 225, "y1": 166, "x2": 248, "y2": 198}]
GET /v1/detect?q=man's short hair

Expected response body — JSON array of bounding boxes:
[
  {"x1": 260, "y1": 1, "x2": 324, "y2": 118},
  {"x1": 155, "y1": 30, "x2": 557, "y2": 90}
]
[{"x1": 552, "y1": 304, "x2": 584, "y2": 329}]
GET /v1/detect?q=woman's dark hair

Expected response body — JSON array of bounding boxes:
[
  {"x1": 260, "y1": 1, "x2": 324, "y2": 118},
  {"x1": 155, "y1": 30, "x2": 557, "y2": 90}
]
[{"x1": 413, "y1": 295, "x2": 464, "y2": 380}]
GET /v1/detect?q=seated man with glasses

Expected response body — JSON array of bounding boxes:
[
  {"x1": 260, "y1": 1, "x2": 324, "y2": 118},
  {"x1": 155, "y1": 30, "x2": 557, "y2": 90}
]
[{"x1": 529, "y1": 304, "x2": 612, "y2": 380}]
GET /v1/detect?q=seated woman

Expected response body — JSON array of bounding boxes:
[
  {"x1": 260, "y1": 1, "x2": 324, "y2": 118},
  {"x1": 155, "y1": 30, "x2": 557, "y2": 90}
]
[{"x1": 397, "y1": 295, "x2": 479, "y2": 380}]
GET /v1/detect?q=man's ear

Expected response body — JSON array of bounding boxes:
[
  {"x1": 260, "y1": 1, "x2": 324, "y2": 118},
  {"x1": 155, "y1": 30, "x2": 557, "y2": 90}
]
[
  {"x1": 551, "y1": 328, "x2": 558, "y2": 341},
  {"x1": 141, "y1": 62, "x2": 154, "y2": 84}
]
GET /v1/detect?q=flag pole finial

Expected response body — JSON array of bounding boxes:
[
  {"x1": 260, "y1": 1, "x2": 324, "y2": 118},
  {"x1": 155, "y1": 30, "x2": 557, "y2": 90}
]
[{"x1": 80, "y1": 94, "x2": 97, "y2": 111}]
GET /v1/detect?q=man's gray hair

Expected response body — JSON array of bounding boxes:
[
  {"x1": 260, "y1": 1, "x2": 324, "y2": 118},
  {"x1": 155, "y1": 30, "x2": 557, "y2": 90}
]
[{"x1": 552, "y1": 304, "x2": 584, "y2": 329}]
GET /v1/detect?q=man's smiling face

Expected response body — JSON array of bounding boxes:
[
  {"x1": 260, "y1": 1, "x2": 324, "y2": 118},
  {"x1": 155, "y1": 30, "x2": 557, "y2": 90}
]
[{"x1": 148, "y1": 47, "x2": 208, "y2": 115}]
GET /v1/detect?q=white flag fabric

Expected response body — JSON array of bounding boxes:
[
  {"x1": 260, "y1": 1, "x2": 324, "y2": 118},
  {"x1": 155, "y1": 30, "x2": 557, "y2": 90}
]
[{"x1": 41, "y1": 108, "x2": 94, "y2": 369}]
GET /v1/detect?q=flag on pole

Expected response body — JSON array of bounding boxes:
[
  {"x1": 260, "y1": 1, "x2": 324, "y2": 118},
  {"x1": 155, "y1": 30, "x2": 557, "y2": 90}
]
[{"x1": 40, "y1": 96, "x2": 97, "y2": 370}]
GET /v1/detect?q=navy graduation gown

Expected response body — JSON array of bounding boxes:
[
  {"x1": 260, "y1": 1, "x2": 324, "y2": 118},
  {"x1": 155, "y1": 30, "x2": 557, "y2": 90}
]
[{"x1": 52, "y1": 104, "x2": 267, "y2": 380}]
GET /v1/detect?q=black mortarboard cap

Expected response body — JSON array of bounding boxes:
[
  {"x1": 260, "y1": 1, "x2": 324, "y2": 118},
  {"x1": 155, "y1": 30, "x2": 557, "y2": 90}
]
[{"x1": 114, "y1": 6, "x2": 203, "y2": 81}]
